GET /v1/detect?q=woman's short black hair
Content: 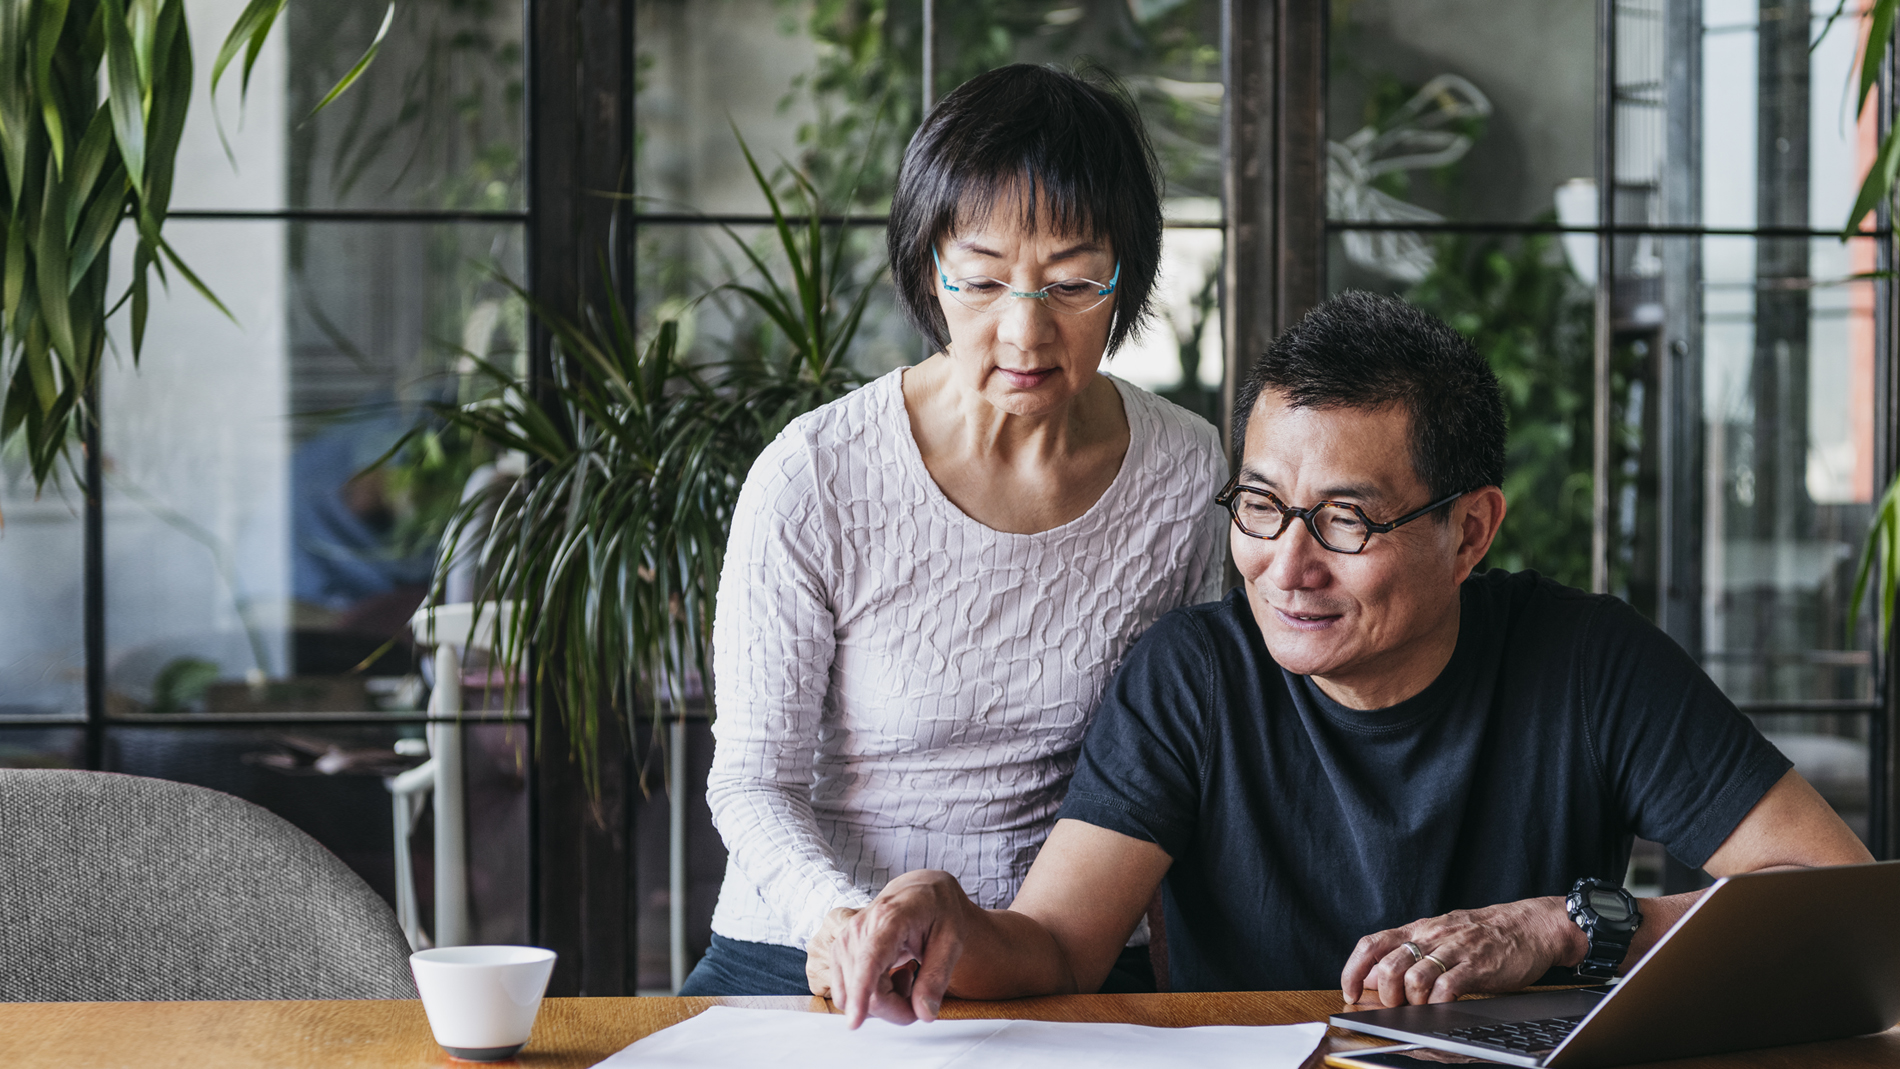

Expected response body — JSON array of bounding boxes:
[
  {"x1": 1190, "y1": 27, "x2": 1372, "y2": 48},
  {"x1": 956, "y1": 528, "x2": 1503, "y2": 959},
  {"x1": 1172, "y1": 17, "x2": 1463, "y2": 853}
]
[
  {"x1": 1232, "y1": 292, "x2": 1507, "y2": 509},
  {"x1": 887, "y1": 63, "x2": 1163, "y2": 358}
]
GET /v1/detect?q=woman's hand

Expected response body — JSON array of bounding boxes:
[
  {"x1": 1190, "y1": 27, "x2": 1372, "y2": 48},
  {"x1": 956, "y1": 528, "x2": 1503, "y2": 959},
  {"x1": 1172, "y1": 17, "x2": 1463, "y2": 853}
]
[
  {"x1": 1340, "y1": 897, "x2": 1587, "y2": 1007},
  {"x1": 806, "y1": 907, "x2": 861, "y2": 997},
  {"x1": 831, "y1": 870, "x2": 978, "y2": 1028}
]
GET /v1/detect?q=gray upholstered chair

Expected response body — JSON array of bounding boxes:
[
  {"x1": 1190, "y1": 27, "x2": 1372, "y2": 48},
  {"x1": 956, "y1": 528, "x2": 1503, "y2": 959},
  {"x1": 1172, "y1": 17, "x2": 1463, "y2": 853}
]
[{"x1": 0, "y1": 769, "x2": 417, "y2": 1001}]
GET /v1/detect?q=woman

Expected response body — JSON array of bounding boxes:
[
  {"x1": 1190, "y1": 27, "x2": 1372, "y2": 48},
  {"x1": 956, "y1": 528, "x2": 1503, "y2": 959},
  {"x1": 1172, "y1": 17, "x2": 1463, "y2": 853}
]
[{"x1": 682, "y1": 64, "x2": 1226, "y2": 996}]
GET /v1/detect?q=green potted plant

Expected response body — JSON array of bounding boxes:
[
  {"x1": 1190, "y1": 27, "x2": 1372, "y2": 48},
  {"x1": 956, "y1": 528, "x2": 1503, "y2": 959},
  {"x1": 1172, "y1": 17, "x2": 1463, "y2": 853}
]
[{"x1": 428, "y1": 137, "x2": 879, "y2": 790}]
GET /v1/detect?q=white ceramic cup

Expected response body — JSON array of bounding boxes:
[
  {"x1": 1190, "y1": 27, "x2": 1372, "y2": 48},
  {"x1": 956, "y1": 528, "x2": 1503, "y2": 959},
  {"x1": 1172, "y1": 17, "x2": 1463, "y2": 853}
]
[{"x1": 410, "y1": 946, "x2": 558, "y2": 1061}]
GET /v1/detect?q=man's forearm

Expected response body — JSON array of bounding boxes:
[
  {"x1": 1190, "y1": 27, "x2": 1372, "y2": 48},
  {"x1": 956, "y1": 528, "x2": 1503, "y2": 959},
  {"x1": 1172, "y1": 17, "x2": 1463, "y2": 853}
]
[
  {"x1": 1612, "y1": 891, "x2": 1699, "y2": 971},
  {"x1": 943, "y1": 905, "x2": 1081, "y2": 1000}
]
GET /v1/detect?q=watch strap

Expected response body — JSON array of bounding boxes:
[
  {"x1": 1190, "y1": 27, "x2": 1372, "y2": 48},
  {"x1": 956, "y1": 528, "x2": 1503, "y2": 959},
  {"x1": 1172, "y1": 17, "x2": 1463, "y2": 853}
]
[{"x1": 1574, "y1": 934, "x2": 1629, "y2": 980}]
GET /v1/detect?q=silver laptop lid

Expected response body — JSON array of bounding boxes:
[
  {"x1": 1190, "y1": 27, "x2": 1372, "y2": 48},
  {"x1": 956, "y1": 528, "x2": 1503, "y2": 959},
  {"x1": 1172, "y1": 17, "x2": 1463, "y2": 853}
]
[{"x1": 1546, "y1": 860, "x2": 1900, "y2": 1067}]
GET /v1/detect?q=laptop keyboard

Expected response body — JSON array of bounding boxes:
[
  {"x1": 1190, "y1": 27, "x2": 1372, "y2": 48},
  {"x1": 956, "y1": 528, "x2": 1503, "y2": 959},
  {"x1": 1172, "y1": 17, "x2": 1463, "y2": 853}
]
[{"x1": 1425, "y1": 1014, "x2": 1586, "y2": 1055}]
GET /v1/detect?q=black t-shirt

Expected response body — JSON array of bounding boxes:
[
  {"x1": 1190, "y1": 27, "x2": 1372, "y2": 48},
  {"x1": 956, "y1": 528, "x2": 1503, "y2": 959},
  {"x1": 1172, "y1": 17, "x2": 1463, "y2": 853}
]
[{"x1": 1056, "y1": 569, "x2": 1791, "y2": 992}]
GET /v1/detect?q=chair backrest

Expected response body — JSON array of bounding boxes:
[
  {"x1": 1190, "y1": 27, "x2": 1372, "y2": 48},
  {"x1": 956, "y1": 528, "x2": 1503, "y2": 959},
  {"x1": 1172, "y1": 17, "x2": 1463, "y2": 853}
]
[{"x1": 0, "y1": 769, "x2": 417, "y2": 1001}]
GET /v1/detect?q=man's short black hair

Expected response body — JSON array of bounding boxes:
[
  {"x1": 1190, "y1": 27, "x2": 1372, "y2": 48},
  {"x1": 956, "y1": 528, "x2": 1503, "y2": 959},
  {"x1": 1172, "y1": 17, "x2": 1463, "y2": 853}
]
[
  {"x1": 887, "y1": 63, "x2": 1162, "y2": 358},
  {"x1": 1232, "y1": 291, "x2": 1506, "y2": 508}
]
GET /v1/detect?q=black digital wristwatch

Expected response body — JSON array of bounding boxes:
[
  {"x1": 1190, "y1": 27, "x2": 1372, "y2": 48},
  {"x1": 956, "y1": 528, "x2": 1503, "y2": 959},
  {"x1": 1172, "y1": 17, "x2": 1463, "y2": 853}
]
[{"x1": 1565, "y1": 877, "x2": 1642, "y2": 980}]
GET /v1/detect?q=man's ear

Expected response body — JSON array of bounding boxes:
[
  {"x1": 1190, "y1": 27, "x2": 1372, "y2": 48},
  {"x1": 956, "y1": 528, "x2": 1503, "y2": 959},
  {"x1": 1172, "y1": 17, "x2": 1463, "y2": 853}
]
[{"x1": 1451, "y1": 485, "x2": 1507, "y2": 582}]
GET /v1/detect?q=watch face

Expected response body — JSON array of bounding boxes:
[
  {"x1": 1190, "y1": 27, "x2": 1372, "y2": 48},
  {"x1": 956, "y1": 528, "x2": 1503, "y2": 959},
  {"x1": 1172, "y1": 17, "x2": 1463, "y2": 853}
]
[{"x1": 1588, "y1": 889, "x2": 1630, "y2": 921}]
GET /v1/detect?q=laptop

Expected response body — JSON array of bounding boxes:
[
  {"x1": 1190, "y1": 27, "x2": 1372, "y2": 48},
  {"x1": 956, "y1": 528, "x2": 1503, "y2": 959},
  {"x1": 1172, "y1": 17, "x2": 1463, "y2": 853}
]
[{"x1": 1330, "y1": 861, "x2": 1900, "y2": 1068}]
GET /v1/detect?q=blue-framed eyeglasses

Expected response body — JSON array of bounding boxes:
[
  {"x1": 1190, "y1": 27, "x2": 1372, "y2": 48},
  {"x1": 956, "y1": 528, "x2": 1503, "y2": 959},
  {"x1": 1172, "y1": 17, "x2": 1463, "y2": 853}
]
[{"x1": 933, "y1": 248, "x2": 1119, "y2": 315}]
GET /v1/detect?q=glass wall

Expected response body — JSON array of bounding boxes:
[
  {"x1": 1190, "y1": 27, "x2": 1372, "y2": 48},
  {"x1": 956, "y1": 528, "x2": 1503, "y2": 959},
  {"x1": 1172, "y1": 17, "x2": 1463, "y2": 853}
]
[
  {"x1": 0, "y1": 475, "x2": 84, "y2": 720},
  {"x1": 1326, "y1": 0, "x2": 1885, "y2": 865},
  {"x1": 102, "y1": 220, "x2": 524, "y2": 716}
]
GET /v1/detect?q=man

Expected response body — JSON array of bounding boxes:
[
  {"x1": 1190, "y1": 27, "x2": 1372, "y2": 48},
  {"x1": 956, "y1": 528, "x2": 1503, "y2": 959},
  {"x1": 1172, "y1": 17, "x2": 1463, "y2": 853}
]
[{"x1": 823, "y1": 291, "x2": 1873, "y2": 1027}]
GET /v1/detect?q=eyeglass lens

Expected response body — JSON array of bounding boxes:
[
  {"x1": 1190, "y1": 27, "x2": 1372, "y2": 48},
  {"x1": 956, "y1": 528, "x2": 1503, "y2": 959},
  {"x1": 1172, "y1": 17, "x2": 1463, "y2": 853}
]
[
  {"x1": 1230, "y1": 493, "x2": 1370, "y2": 552},
  {"x1": 941, "y1": 277, "x2": 1114, "y2": 316}
]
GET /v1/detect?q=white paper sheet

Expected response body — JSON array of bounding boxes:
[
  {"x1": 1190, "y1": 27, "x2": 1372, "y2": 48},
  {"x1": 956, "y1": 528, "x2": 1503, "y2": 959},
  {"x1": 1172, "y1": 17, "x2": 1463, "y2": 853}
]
[{"x1": 593, "y1": 1005, "x2": 1327, "y2": 1069}]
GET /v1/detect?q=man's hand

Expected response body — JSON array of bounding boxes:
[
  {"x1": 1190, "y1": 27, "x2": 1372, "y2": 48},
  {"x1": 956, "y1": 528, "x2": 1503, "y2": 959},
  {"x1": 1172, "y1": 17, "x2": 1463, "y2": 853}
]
[
  {"x1": 806, "y1": 906, "x2": 860, "y2": 997},
  {"x1": 831, "y1": 871, "x2": 975, "y2": 1028},
  {"x1": 1340, "y1": 896, "x2": 1585, "y2": 1007}
]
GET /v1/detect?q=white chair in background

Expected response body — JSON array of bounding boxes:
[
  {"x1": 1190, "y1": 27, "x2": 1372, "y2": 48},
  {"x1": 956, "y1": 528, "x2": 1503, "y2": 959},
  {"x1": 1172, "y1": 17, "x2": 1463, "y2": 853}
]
[{"x1": 391, "y1": 600, "x2": 515, "y2": 950}]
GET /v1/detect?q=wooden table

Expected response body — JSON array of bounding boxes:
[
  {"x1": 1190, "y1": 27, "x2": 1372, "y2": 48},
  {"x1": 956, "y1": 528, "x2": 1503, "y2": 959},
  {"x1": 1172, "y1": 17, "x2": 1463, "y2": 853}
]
[{"x1": 0, "y1": 992, "x2": 1894, "y2": 1068}]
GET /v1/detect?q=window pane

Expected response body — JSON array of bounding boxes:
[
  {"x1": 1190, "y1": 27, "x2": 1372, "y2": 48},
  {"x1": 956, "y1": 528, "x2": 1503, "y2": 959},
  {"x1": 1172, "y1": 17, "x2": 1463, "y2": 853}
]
[
  {"x1": 172, "y1": 0, "x2": 292, "y2": 212},
  {"x1": 1680, "y1": 1, "x2": 1871, "y2": 232},
  {"x1": 638, "y1": 1, "x2": 1220, "y2": 216},
  {"x1": 0, "y1": 728, "x2": 84, "y2": 768},
  {"x1": 1328, "y1": 0, "x2": 1598, "y2": 230},
  {"x1": 1602, "y1": 3, "x2": 1874, "y2": 233},
  {"x1": 636, "y1": 0, "x2": 923, "y2": 214},
  {"x1": 174, "y1": 0, "x2": 526, "y2": 212},
  {"x1": 1114, "y1": 229, "x2": 1224, "y2": 422},
  {"x1": 1384, "y1": 230, "x2": 1880, "y2": 705},
  {"x1": 105, "y1": 723, "x2": 530, "y2": 943},
  {"x1": 0, "y1": 472, "x2": 85, "y2": 719},
  {"x1": 1698, "y1": 235, "x2": 1877, "y2": 705},
  {"x1": 102, "y1": 220, "x2": 525, "y2": 716},
  {"x1": 632, "y1": 717, "x2": 718, "y2": 993},
  {"x1": 638, "y1": 218, "x2": 1220, "y2": 414},
  {"x1": 289, "y1": 0, "x2": 525, "y2": 212}
]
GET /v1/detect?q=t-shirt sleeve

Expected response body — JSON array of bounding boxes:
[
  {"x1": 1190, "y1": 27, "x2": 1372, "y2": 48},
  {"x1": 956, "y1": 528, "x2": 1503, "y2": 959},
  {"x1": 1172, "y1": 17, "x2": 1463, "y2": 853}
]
[
  {"x1": 1056, "y1": 608, "x2": 1213, "y2": 861},
  {"x1": 1579, "y1": 597, "x2": 1793, "y2": 868}
]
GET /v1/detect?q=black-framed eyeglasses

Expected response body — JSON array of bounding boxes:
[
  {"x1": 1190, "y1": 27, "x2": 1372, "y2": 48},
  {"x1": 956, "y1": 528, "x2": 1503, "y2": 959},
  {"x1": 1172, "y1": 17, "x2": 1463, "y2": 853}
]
[{"x1": 1213, "y1": 476, "x2": 1468, "y2": 554}]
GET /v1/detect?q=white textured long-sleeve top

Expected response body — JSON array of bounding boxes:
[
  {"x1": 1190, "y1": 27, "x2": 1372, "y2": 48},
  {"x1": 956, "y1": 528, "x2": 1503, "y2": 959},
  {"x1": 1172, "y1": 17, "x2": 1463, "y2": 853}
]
[{"x1": 705, "y1": 368, "x2": 1227, "y2": 948}]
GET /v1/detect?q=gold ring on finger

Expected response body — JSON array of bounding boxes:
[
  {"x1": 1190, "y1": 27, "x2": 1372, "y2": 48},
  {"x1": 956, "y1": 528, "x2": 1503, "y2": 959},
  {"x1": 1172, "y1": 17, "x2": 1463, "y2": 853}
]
[
  {"x1": 1422, "y1": 952, "x2": 1450, "y2": 972},
  {"x1": 1400, "y1": 940, "x2": 1424, "y2": 963}
]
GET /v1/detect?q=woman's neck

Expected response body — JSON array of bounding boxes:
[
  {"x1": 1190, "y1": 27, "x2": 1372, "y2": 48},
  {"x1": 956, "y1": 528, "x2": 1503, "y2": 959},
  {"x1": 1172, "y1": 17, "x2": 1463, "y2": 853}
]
[{"x1": 901, "y1": 356, "x2": 1131, "y2": 534}]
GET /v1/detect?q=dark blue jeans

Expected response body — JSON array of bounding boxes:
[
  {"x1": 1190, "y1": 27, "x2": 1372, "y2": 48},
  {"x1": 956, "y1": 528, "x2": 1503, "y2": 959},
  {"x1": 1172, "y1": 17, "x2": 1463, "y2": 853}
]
[
  {"x1": 677, "y1": 933, "x2": 1157, "y2": 996},
  {"x1": 679, "y1": 933, "x2": 811, "y2": 995}
]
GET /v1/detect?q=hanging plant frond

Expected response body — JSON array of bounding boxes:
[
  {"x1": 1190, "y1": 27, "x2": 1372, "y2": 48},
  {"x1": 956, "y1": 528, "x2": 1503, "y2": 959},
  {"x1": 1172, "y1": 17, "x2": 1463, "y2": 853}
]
[{"x1": 0, "y1": 0, "x2": 386, "y2": 491}]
